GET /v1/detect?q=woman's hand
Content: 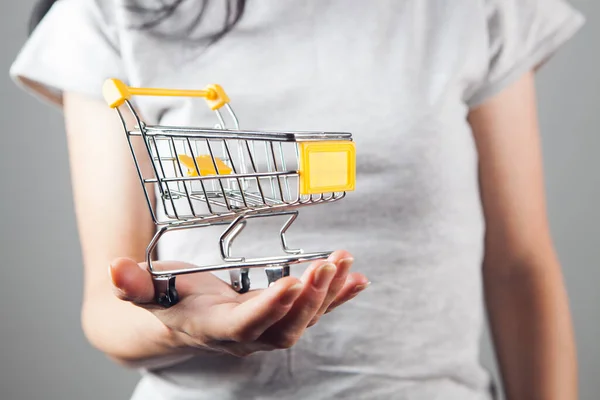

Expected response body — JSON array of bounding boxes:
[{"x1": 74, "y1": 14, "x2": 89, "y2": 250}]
[{"x1": 109, "y1": 251, "x2": 369, "y2": 357}]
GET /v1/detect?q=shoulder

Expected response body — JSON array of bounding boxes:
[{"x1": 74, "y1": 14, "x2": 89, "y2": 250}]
[
  {"x1": 463, "y1": 0, "x2": 584, "y2": 108},
  {"x1": 9, "y1": 0, "x2": 128, "y2": 107}
]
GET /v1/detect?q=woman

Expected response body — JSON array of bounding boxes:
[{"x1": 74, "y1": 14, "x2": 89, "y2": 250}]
[{"x1": 11, "y1": 0, "x2": 584, "y2": 399}]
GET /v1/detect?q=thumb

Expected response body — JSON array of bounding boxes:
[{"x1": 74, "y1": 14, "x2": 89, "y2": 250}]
[{"x1": 109, "y1": 257, "x2": 156, "y2": 304}]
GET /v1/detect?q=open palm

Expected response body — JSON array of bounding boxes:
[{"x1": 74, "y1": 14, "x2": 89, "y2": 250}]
[{"x1": 110, "y1": 250, "x2": 369, "y2": 357}]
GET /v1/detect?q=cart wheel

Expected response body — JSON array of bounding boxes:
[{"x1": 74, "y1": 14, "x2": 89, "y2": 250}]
[
  {"x1": 157, "y1": 286, "x2": 179, "y2": 308},
  {"x1": 240, "y1": 271, "x2": 251, "y2": 293},
  {"x1": 156, "y1": 276, "x2": 179, "y2": 308}
]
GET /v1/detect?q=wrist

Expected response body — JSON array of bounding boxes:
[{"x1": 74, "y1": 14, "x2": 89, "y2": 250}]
[{"x1": 116, "y1": 320, "x2": 198, "y2": 370}]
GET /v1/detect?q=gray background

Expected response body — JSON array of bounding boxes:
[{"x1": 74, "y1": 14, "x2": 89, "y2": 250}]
[{"x1": 0, "y1": 1, "x2": 597, "y2": 399}]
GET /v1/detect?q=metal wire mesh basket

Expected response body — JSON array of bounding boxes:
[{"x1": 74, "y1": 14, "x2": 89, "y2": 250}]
[{"x1": 103, "y1": 79, "x2": 356, "y2": 307}]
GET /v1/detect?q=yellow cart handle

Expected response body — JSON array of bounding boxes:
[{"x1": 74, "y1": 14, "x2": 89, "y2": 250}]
[{"x1": 102, "y1": 78, "x2": 230, "y2": 110}]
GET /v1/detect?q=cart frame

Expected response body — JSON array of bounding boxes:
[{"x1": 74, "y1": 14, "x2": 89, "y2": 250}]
[{"x1": 103, "y1": 78, "x2": 356, "y2": 307}]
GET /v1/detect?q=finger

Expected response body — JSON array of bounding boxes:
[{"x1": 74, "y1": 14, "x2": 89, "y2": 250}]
[
  {"x1": 110, "y1": 258, "x2": 233, "y2": 302},
  {"x1": 238, "y1": 250, "x2": 353, "y2": 303},
  {"x1": 204, "y1": 276, "x2": 304, "y2": 343},
  {"x1": 327, "y1": 249, "x2": 354, "y2": 263},
  {"x1": 308, "y1": 254, "x2": 354, "y2": 326},
  {"x1": 109, "y1": 257, "x2": 156, "y2": 304},
  {"x1": 261, "y1": 260, "x2": 337, "y2": 348},
  {"x1": 236, "y1": 258, "x2": 333, "y2": 302},
  {"x1": 324, "y1": 272, "x2": 370, "y2": 314}
]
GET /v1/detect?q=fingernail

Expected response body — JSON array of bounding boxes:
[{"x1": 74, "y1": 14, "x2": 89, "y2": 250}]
[
  {"x1": 108, "y1": 264, "x2": 118, "y2": 287},
  {"x1": 280, "y1": 283, "x2": 303, "y2": 306},
  {"x1": 335, "y1": 257, "x2": 354, "y2": 278},
  {"x1": 352, "y1": 281, "x2": 371, "y2": 294},
  {"x1": 313, "y1": 263, "x2": 337, "y2": 289}
]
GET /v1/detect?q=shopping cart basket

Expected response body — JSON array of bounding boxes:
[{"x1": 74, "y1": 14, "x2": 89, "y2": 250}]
[{"x1": 103, "y1": 78, "x2": 356, "y2": 307}]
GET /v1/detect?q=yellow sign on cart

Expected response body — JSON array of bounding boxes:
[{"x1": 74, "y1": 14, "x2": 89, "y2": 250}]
[{"x1": 298, "y1": 141, "x2": 356, "y2": 195}]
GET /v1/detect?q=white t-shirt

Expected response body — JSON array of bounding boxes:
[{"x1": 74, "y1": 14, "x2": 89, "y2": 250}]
[{"x1": 10, "y1": 1, "x2": 584, "y2": 399}]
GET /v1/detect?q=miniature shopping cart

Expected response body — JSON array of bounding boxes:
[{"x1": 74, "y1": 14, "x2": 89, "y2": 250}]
[{"x1": 103, "y1": 78, "x2": 356, "y2": 307}]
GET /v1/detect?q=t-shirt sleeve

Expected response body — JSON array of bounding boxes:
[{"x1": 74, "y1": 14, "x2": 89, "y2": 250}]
[
  {"x1": 9, "y1": 0, "x2": 125, "y2": 108},
  {"x1": 465, "y1": 0, "x2": 585, "y2": 108}
]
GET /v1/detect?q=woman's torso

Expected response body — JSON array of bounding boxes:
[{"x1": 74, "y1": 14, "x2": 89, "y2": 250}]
[{"x1": 116, "y1": 1, "x2": 492, "y2": 398}]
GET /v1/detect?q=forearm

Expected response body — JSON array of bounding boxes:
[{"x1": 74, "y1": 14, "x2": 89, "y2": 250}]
[
  {"x1": 62, "y1": 93, "x2": 198, "y2": 369},
  {"x1": 484, "y1": 253, "x2": 577, "y2": 400}
]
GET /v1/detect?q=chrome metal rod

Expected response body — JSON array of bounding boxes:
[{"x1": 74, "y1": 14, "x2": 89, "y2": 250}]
[
  {"x1": 185, "y1": 137, "x2": 214, "y2": 214},
  {"x1": 280, "y1": 211, "x2": 303, "y2": 255},
  {"x1": 169, "y1": 137, "x2": 197, "y2": 216},
  {"x1": 150, "y1": 251, "x2": 332, "y2": 277},
  {"x1": 145, "y1": 170, "x2": 298, "y2": 183},
  {"x1": 139, "y1": 126, "x2": 352, "y2": 142},
  {"x1": 219, "y1": 217, "x2": 247, "y2": 262}
]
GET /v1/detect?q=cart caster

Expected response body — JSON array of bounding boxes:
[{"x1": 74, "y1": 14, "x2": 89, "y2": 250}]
[
  {"x1": 241, "y1": 270, "x2": 250, "y2": 293},
  {"x1": 154, "y1": 275, "x2": 179, "y2": 308},
  {"x1": 230, "y1": 268, "x2": 251, "y2": 293},
  {"x1": 265, "y1": 265, "x2": 290, "y2": 287}
]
